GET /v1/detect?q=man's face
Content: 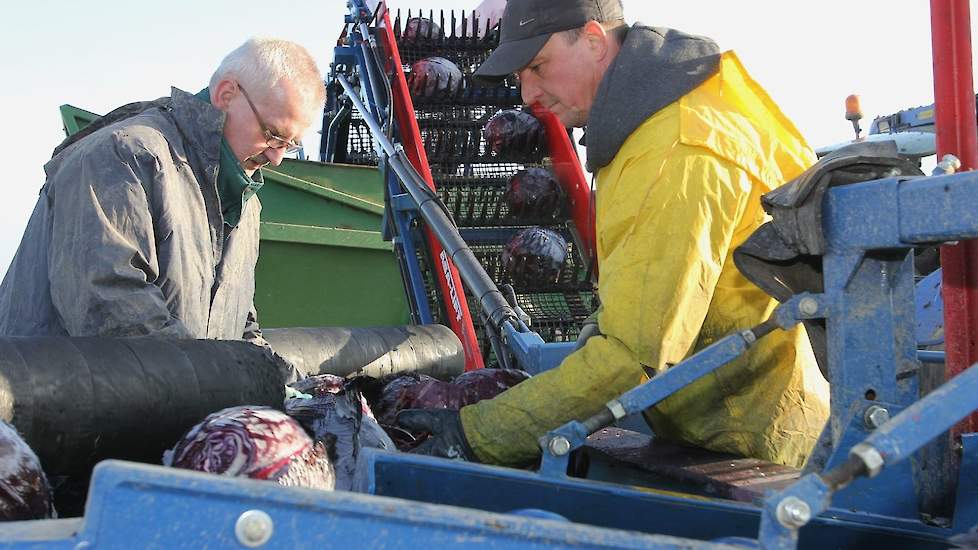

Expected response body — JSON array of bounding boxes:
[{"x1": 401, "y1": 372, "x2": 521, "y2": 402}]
[
  {"x1": 516, "y1": 31, "x2": 602, "y2": 128},
  {"x1": 219, "y1": 79, "x2": 312, "y2": 176}
]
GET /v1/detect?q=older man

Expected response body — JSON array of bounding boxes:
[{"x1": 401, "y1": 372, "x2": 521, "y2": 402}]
[
  {"x1": 0, "y1": 38, "x2": 324, "y2": 342},
  {"x1": 399, "y1": 0, "x2": 830, "y2": 468}
]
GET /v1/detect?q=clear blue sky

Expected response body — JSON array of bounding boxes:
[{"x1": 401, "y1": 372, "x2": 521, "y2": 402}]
[{"x1": 0, "y1": 1, "x2": 971, "y2": 279}]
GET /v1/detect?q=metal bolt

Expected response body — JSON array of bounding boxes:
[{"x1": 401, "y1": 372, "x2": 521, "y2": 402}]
[
  {"x1": 864, "y1": 405, "x2": 890, "y2": 430},
  {"x1": 776, "y1": 497, "x2": 812, "y2": 529},
  {"x1": 235, "y1": 510, "x2": 274, "y2": 547},
  {"x1": 798, "y1": 297, "x2": 819, "y2": 316},
  {"x1": 548, "y1": 436, "x2": 571, "y2": 456},
  {"x1": 851, "y1": 443, "x2": 885, "y2": 478}
]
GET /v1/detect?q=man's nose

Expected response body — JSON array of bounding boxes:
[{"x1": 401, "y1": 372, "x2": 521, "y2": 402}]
[
  {"x1": 519, "y1": 73, "x2": 542, "y2": 105},
  {"x1": 265, "y1": 145, "x2": 287, "y2": 166}
]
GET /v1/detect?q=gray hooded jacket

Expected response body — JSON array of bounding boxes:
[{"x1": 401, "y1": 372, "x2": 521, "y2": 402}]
[{"x1": 0, "y1": 87, "x2": 262, "y2": 339}]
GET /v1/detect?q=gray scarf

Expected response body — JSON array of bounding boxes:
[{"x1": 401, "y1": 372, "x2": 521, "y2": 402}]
[{"x1": 586, "y1": 25, "x2": 721, "y2": 171}]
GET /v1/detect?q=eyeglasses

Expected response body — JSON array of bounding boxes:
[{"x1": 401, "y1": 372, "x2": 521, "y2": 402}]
[{"x1": 237, "y1": 83, "x2": 303, "y2": 154}]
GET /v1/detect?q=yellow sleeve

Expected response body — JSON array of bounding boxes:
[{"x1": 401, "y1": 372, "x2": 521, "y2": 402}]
[{"x1": 461, "y1": 143, "x2": 752, "y2": 466}]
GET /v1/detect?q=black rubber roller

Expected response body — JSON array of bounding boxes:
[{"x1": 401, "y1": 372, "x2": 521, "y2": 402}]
[{"x1": 0, "y1": 337, "x2": 285, "y2": 477}]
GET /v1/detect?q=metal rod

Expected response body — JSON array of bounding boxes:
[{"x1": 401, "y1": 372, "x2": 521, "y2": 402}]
[
  {"x1": 866, "y1": 360, "x2": 978, "y2": 463},
  {"x1": 324, "y1": 101, "x2": 351, "y2": 164},
  {"x1": 932, "y1": 0, "x2": 978, "y2": 434}
]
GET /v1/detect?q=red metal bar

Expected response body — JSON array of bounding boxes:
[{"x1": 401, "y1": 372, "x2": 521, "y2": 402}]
[
  {"x1": 932, "y1": 0, "x2": 978, "y2": 433},
  {"x1": 377, "y1": 8, "x2": 485, "y2": 371},
  {"x1": 530, "y1": 104, "x2": 598, "y2": 277}
]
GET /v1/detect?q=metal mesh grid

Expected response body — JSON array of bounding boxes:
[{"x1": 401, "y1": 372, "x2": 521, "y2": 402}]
[
  {"x1": 435, "y1": 175, "x2": 569, "y2": 228},
  {"x1": 415, "y1": 109, "x2": 547, "y2": 166},
  {"x1": 392, "y1": 9, "x2": 503, "y2": 69},
  {"x1": 344, "y1": 116, "x2": 380, "y2": 166},
  {"x1": 516, "y1": 292, "x2": 595, "y2": 342}
]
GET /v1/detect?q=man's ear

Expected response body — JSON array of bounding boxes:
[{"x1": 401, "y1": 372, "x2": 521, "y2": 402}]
[
  {"x1": 212, "y1": 78, "x2": 237, "y2": 111},
  {"x1": 582, "y1": 20, "x2": 610, "y2": 59}
]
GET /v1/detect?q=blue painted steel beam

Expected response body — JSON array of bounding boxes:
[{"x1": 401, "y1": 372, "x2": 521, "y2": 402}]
[
  {"x1": 0, "y1": 461, "x2": 726, "y2": 550},
  {"x1": 355, "y1": 450, "x2": 950, "y2": 549},
  {"x1": 821, "y1": 172, "x2": 978, "y2": 251},
  {"x1": 503, "y1": 323, "x2": 574, "y2": 375}
]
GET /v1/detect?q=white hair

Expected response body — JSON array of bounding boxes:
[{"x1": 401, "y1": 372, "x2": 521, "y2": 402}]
[{"x1": 211, "y1": 37, "x2": 325, "y2": 123}]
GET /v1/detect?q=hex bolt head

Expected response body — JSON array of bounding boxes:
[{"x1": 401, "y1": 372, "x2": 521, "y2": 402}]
[
  {"x1": 776, "y1": 497, "x2": 812, "y2": 529},
  {"x1": 235, "y1": 510, "x2": 274, "y2": 547},
  {"x1": 798, "y1": 297, "x2": 819, "y2": 316},
  {"x1": 864, "y1": 405, "x2": 890, "y2": 430},
  {"x1": 548, "y1": 436, "x2": 571, "y2": 457}
]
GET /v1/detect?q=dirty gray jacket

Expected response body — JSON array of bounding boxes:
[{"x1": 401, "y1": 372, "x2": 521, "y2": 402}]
[{"x1": 0, "y1": 87, "x2": 262, "y2": 339}]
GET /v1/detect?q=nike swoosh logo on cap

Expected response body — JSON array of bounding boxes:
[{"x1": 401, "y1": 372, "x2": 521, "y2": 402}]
[{"x1": 519, "y1": 18, "x2": 536, "y2": 26}]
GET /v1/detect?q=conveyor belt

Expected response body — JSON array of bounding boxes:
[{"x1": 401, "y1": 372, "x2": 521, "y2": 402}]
[{"x1": 328, "y1": 9, "x2": 596, "y2": 361}]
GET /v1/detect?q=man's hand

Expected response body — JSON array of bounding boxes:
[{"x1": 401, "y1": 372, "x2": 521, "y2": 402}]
[{"x1": 396, "y1": 409, "x2": 478, "y2": 461}]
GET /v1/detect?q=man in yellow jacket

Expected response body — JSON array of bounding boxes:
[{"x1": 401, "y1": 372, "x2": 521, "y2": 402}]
[{"x1": 397, "y1": 0, "x2": 830, "y2": 468}]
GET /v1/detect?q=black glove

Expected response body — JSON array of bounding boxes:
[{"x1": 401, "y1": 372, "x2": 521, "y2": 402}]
[{"x1": 396, "y1": 409, "x2": 478, "y2": 461}]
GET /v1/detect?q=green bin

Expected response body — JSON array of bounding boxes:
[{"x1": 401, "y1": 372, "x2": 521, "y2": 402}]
[
  {"x1": 59, "y1": 105, "x2": 410, "y2": 328},
  {"x1": 256, "y1": 160, "x2": 410, "y2": 327}
]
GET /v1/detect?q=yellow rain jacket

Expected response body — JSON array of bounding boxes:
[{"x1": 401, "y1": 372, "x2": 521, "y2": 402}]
[{"x1": 461, "y1": 48, "x2": 830, "y2": 468}]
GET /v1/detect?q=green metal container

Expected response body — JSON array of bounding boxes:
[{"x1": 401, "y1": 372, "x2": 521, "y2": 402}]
[
  {"x1": 256, "y1": 160, "x2": 410, "y2": 328},
  {"x1": 59, "y1": 105, "x2": 409, "y2": 328}
]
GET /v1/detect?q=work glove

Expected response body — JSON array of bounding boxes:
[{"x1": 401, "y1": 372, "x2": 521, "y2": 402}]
[{"x1": 396, "y1": 409, "x2": 478, "y2": 461}]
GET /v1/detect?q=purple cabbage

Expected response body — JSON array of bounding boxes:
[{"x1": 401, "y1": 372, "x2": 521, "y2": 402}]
[
  {"x1": 164, "y1": 406, "x2": 335, "y2": 491},
  {"x1": 483, "y1": 109, "x2": 546, "y2": 159},
  {"x1": 365, "y1": 370, "x2": 531, "y2": 450},
  {"x1": 403, "y1": 17, "x2": 442, "y2": 40},
  {"x1": 504, "y1": 167, "x2": 563, "y2": 220},
  {"x1": 0, "y1": 421, "x2": 55, "y2": 521},
  {"x1": 502, "y1": 227, "x2": 569, "y2": 287},
  {"x1": 408, "y1": 57, "x2": 463, "y2": 99}
]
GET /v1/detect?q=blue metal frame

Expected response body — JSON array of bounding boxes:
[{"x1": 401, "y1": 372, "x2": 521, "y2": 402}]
[
  {"x1": 915, "y1": 268, "x2": 944, "y2": 347},
  {"x1": 503, "y1": 324, "x2": 575, "y2": 375},
  {"x1": 812, "y1": 173, "x2": 978, "y2": 518},
  {"x1": 759, "y1": 362, "x2": 978, "y2": 548},
  {"x1": 354, "y1": 449, "x2": 950, "y2": 549},
  {"x1": 328, "y1": 3, "x2": 436, "y2": 325},
  {"x1": 0, "y1": 461, "x2": 716, "y2": 549}
]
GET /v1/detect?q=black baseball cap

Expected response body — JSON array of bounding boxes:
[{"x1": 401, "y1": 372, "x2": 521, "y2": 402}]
[{"x1": 474, "y1": 0, "x2": 625, "y2": 80}]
